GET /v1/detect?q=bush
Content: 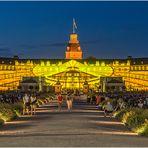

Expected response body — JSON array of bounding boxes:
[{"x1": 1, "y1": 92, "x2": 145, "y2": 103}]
[
  {"x1": 12, "y1": 103, "x2": 24, "y2": 116},
  {"x1": 124, "y1": 113, "x2": 145, "y2": 129},
  {"x1": 141, "y1": 109, "x2": 148, "y2": 119},
  {"x1": 135, "y1": 119, "x2": 148, "y2": 136},
  {"x1": 0, "y1": 103, "x2": 17, "y2": 122},
  {"x1": 122, "y1": 108, "x2": 145, "y2": 127},
  {"x1": 45, "y1": 97, "x2": 51, "y2": 102},
  {"x1": 113, "y1": 108, "x2": 129, "y2": 121},
  {"x1": 114, "y1": 107, "x2": 148, "y2": 136},
  {"x1": 37, "y1": 99, "x2": 44, "y2": 106},
  {"x1": 0, "y1": 118, "x2": 4, "y2": 126}
]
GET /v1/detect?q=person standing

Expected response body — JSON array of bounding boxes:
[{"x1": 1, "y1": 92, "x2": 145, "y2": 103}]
[
  {"x1": 23, "y1": 93, "x2": 30, "y2": 115},
  {"x1": 57, "y1": 93, "x2": 63, "y2": 111}
]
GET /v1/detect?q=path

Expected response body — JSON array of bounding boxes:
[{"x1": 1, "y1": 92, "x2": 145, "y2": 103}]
[{"x1": 0, "y1": 99, "x2": 147, "y2": 147}]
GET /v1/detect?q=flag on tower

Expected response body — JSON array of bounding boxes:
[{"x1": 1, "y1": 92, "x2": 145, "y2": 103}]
[
  {"x1": 73, "y1": 18, "x2": 77, "y2": 33},
  {"x1": 73, "y1": 18, "x2": 77, "y2": 29}
]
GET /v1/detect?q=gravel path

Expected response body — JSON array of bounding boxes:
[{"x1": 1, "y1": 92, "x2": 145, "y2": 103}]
[{"x1": 0, "y1": 100, "x2": 147, "y2": 147}]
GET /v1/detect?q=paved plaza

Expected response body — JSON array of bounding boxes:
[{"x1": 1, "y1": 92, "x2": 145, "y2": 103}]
[{"x1": 0, "y1": 100, "x2": 148, "y2": 147}]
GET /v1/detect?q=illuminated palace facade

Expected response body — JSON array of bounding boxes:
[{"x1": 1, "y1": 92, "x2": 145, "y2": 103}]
[{"x1": 0, "y1": 32, "x2": 148, "y2": 91}]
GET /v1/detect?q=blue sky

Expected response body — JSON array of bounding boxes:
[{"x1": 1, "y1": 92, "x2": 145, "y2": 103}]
[{"x1": 0, "y1": 1, "x2": 148, "y2": 59}]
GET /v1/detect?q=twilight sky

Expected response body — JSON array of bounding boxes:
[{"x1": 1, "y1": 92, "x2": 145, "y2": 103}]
[{"x1": 0, "y1": 1, "x2": 148, "y2": 59}]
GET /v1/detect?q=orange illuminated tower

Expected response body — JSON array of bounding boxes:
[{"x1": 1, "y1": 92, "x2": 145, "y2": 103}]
[{"x1": 65, "y1": 19, "x2": 82, "y2": 59}]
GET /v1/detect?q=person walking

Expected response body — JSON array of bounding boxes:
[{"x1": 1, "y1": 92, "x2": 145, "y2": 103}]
[
  {"x1": 96, "y1": 94, "x2": 101, "y2": 105},
  {"x1": 23, "y1": 93, "x2": 31, "y2": 115},
  {"x1": 66, "y1": 93, "x2": 73, "y2": 111},
  {"x1": 57, "y1": 93, "x2": 63, "y2": 111},
  {"x1": 70, "y1": 93, "x2": 74, "y2": 110},
  {"x1": 30, "y1": 94, "x2": 37, "y2": 115}
]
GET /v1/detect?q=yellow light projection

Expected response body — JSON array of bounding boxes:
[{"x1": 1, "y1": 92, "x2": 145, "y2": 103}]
[{"x1": 33, "y1": 60, "x2": 113, "y2": 89}]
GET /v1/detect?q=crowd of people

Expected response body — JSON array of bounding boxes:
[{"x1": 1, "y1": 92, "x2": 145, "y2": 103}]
[
  {"x1": 87, "y1": 91, "x2": 148, "y2": 108},
  {"x1": 56, "y1": 90, "x2": 148, "y2": 115},
  {"x1": 86, "y1": 91, "x2": 148, "y2": 117},
  {"x1": 0, "y1": 92, "x2": 23, "y2": 104},
  {"x1": 0, "y1": 90, "x2": 148, "y2": 116},
  {"x1": 0, "y1": 91, "x2": 38, "y2": 115}
]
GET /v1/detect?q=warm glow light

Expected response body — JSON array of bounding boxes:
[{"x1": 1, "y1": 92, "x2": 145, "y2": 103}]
[
  {"x1": 89, "y1": 131, "x2": 138, "y2": 136},
  {"x1": 0, "y1": 130, "x2": 25, "y2": 135},
  {"x1": 5, "y1": 120, "x2": 31, "y2": 124},
  {"x1": 89, "y1": 120, "x2": 124, "y2": 125}
]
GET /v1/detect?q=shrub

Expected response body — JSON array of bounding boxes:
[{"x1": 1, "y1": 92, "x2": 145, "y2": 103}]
[
  {"x1": 0, "y1": 103, "x2": 17, "y2": 122},
  {"x1": 126, "y1": 113, "x2": 145, "y2": 129},
  {"x1": 45, "y1": 97, "x2": 51, "y2": 102},
  {"x1": 0, "y1": 118, "x2": 4, "y2": 126},
  {"x1": 37, "y1": 99, "x2": 44, "y2": 105},
  {"x1": 114, "y1": 107, "x2": 148, "y2": 137},
  {"x1": 122, "y1": 108, "x2": 145, "y2": 127},
  {"x1": 135, "y1": 119, "x2": 148, "y2": 136},
  {"x1": 141, "y1": 109, "x2": 148, "y2": 119},
  {"x1": 12, "y1": 103, "x2": 24, "y2": 116},
  {"x1": 113, "y1": 108, "x2": 129, "y2": 121}
]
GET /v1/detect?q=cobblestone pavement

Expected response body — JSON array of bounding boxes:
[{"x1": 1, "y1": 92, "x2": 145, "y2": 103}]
[{"x1": 0, "y1": 99, "x2": 148, "y2": 147}]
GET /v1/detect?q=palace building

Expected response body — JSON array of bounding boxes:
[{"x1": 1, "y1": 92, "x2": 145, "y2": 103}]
[{"x1": 0, "y1": 22, "x2": 148, "y2": 92}]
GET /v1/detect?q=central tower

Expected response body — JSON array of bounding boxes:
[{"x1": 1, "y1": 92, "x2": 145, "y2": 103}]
[{"x1": 65, "y1": 19, "x2": 82, "y2": 59}]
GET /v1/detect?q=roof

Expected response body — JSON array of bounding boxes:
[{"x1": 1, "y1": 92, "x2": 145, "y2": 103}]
[
  {"x1": 0, "y1": 57, "x2": 15, "y2": 64},
  {"x1": 130, "y1": 58, "x2": 148, "y2": 65},
  {"x1": 0, "y1": 56, "x2": 148, "y2": 65}
]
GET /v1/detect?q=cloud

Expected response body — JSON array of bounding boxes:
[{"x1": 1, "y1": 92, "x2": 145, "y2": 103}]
[
  {"x1": 0, "y1": 48, "x2": 13, "y2": 56},
  {"x1": 0, "y1": 48, "x2": 11, "y2": 51},
  {"x1": 40, "y1": 42, "x2": 67, "y2": 47},
  {"x1": 19, "y1": 42, "x2": 67, "y2": 49},
  {"x1": 19, "y1": 39, "x2": 101, "y2": 50},
  {"x1": 81, "y1": 40, "x2": 101, "y2": 45}
]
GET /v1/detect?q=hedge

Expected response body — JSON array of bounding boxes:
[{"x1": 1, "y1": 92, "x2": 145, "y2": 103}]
[
  {"x1": 0, "y1": 103, "x2": 17, "y2": 122},
  {"x1": 135, "y1": 119, "x2": 148, "y2": 136},
  {"x1": 0, "y1": 95, "x2": 51, "y2": 123},
  {"x1": 114, "y1": 108, "x2": 148, "y2": 136},
  {"x1": 0, "y1": 118, "x2": 4, "y2": 126},
  {"x1": 37, "y1": 96, "x2": 53, "y2": 106},
  {"x1": 12, "y1": 103, "x2": 24, "y2": 116}
]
